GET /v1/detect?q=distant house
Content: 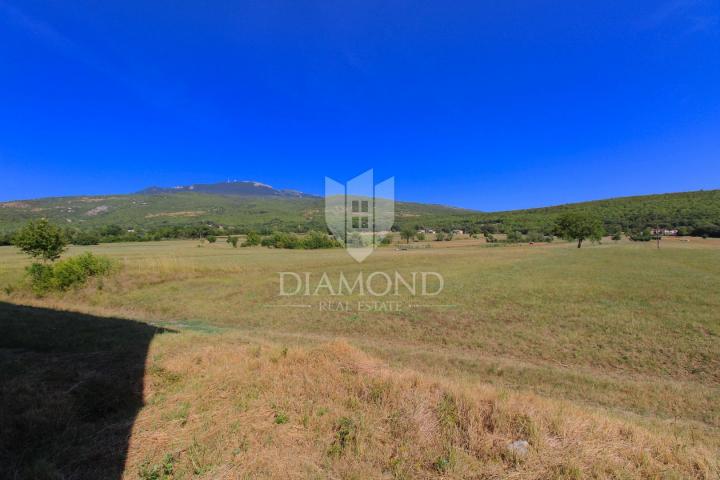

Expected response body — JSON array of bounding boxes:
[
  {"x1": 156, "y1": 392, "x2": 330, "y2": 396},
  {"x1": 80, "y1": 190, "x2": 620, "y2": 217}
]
[{"x1": 651, "y1": 228, "x2": 678, "y2": 236}]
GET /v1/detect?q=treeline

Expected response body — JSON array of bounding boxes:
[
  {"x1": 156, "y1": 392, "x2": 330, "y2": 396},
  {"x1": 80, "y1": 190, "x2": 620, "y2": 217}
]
[
  {"x1": 0, "y1": 224, "x2": 342, "y2": 250},
  {"x1": 257, "y1": 231, "x2": 340, "y2": 249}
]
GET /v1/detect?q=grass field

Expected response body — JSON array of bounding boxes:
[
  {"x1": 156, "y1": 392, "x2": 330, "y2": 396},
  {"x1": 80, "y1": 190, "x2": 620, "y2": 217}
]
[{"x1": 1, "y1": 237, "x2": 719, "y2": 478}]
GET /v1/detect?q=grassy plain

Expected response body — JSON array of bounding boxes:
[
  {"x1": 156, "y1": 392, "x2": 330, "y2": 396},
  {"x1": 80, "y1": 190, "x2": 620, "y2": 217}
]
[{"x1": 1, "y1": 237, "x2": 719, "y2": 478}]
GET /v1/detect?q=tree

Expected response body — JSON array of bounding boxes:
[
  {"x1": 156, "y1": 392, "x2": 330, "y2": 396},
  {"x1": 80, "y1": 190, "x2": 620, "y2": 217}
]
[
  {"x1": 206, "y1": 235, "x2": 217, "y2": 244},
  {"x1": 554, "y1": 212, "x2": 605, "y2": 248},
  {"x1": 227, "y1": 236, "x2": 239, "y2": 248},
  {"x1": 400, "y1": 227, "x2": 415, "y2": 244},
  {"x1": 416, "y1": 231, "x2": 426, "y2": 241},
  {"x1": 13, "y1": 219, "x2": 67, "y2": 262},
  {"x1": 611, "y1": 232, "x2": 622, "y2": 242},
  {"x1": 243, "y1": 231, "x2": 261, "y2": 247}
]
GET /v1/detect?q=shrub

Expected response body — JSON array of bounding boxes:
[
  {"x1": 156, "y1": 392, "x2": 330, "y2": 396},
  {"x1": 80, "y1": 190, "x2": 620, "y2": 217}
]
[
  {"x1": 506, "y1": 230, "x2": 524, "y2": 243},
  {"x1": 328, "y1": 417, "x2": 357, "y2": 457},
  {"x1": 525, "y1": 231, "x2": 545, "y2": 243},
  {"x1": 138, "y1": 454, "x2": 175, "y2": 480},
  {"x1": 26, "y1": 263, "x2": 55, "y2": 295},
  {"x1": 435, "y1": 231, "x2": 446, "y2": 241},
  {"x1": 261, "y1": 232, "x2": 299, "y2": 249},
  {"x1": 629, "y1": 229, "x2": 652, "y2": 242},
  {"x1": 206, "y1": 235, "x2": 217, "y2": 244},
  {"x1": 301, "y1": 231, "x2": 339, "y2": 249},
  {"x1": 227, "y1": 236, "x2": 239, "y2": 248},
  {"x1": 26, "y1": 253, "x2": 114, "y2": 295},
  {"x1": 0, "y1": 232, "x2": 13, "y2": 246}
]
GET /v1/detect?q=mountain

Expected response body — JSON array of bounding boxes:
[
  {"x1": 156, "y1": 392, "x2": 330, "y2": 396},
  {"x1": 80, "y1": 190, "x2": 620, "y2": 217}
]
[
  {"x1": 137, "y1": 180, "x2": 314, "y2": 198},
  {"x1": 0, "y1": 180, "x2": 472, "y2": 235},
  {"x1": 0, "y1": 184, "x2": 718, "y2": 238}
]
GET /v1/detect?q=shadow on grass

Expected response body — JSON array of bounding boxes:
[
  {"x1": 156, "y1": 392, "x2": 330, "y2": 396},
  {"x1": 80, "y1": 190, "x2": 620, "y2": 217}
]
[{"x1": 0, "y1": 301, "x2": 173, "y2": 479}]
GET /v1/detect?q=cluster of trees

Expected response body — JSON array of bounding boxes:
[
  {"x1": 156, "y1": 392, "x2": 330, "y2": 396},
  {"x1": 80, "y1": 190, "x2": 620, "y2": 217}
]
[{"x1": 259, "y1": 231, "x2": 340, "y2": 249}]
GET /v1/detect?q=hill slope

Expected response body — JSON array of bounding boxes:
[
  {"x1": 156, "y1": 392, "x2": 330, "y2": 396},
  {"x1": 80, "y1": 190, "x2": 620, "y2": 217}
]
[
  {"x1": 0, "y1": 184, "x2": 718, "y2": 237},
  {"x1": 0, "y1": 180, "x2": 471, "y2": 235}
]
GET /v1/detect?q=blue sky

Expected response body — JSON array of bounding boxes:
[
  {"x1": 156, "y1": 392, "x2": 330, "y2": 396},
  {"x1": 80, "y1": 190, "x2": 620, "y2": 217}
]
[{"x1": 1, "y1": 0, "x2": 718, "y2": 211}]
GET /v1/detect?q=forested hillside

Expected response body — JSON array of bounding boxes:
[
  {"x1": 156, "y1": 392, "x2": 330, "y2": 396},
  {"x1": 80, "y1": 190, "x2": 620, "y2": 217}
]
[{"x1": 420, "y1": 189, "x2": 720, "y2": 237}]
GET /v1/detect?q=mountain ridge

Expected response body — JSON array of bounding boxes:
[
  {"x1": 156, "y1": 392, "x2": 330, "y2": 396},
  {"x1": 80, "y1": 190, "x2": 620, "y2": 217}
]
[{"x1": 136, "y1": 180, "x2": 318, "y2": 198}]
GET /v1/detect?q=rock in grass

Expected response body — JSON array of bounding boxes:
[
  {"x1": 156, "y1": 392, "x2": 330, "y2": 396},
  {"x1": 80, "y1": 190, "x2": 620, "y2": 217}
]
[{"x1": 507, "y1": 440, "x2": 530, "y2": 457}]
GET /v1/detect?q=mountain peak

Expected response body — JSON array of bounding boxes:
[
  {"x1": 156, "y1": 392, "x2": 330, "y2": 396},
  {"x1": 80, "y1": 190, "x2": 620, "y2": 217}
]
[{"x1": 137, "y1": 180, "x2": 315, "y2": 198}]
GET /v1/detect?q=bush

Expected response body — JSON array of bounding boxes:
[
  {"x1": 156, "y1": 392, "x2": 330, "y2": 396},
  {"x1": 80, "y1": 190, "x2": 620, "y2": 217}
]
[
  {"x1": 629, "y1": 229, "x2": 652, "y2": 242},
  {"x1": 0, "y1": 232, "x2": 15, "y2": 246},
  {"x1": 506, "y1": 230, "x2": 523, "y2": 243},
  {"x1": 259, "y1": 231, "x2": 340, "y2": 249},
  {"x1": 262, "y1": 232, "x2": 301, "y2": 249},
  {"x1": 26, "y1": 263, "x2": 55, "y2": 295},
  {"x1": 26, "y1": 253, "x2": 114, "y2": 295},
  {"x1": 301, "y1": 231, "x2": 339, "y2": 249}
]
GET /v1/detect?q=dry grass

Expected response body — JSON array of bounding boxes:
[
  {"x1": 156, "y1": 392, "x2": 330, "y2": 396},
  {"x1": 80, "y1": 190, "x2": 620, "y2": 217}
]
[
  {"x1": 1, "y1": 238, "x2": 719, "y2": 477},
  {"x1": 127, "y1": 335, "x2": 717, "y2": 479}
]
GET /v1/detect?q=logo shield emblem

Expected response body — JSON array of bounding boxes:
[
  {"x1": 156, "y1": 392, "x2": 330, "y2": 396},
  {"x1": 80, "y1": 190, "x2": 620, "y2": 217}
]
[{"x1": 325, "y1": 169, "x2": 395, "y2": 262}]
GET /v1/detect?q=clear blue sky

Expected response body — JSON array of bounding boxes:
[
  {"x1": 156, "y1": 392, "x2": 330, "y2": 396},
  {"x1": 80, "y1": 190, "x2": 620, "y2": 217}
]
[{"x1": 1, "y1": 1, "x2": 718, "y2": 210}]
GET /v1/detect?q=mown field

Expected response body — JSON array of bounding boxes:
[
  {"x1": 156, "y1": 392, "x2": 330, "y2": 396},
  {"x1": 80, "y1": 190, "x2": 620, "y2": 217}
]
[{"x1": 1, "y1": 237, "x2": 719, "y2": 478}]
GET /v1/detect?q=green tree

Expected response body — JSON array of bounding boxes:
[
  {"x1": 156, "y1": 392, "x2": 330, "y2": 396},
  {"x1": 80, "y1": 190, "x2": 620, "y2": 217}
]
[
  {"x1": 400, "y1": 227, "x2": 415, "y2": 244},
  {"x1": 611, "y1": 232, "x2": 622, "y2": 242},
  {"x1": 206, "y1": 235, "x2": 217, "y2": 244},
  {"x1": 227, "y1": 236, "x2": 239, "y2": 248},
  {"x1": 243, "y1": 231, "x2": 261, "y2": 247},
  {"x1": 13, "y1": 219, "x2": 67, "y2": 262},
  {"x1": 554, "y1": 212, "x2": 605, "y2": 248},
  {"x1": 416, "y1": 231, "x2": 426, "y2": 241}
]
